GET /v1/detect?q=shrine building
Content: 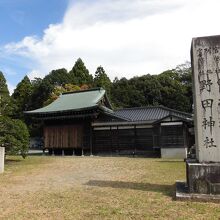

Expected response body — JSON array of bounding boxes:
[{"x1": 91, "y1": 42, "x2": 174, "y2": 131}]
[{"x1": 25, "y1": 88, "x2": 194, "y2": 158}]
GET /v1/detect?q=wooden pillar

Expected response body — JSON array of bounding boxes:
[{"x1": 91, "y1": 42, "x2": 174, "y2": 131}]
[
  {"x1": 159, "y1": 125, "x2": 162, "y2": 157},
  {"x1": 81, "y1": 135, "x2": 85, "y2": 157},
  {"x1": 90, "y1": 125, "x2": 93, "y2": 156},
  {"x1": 117, "y1": 125, "x2": 119, "y2": 155},
  {"x1": 152, "y1": 126, "x2": 155, "y2": 152},
  {"x1": 159, "y1": 125, "x2": 162, "y2": 147},
  {"x1": 62, "y1": 149, "x2": 64, "y2": 156},
  {"x1": 110, "y1": 126, "x2": 113, "y2": 156},
  {"x1": 134, "y1": 125, "x2": 137, "y2": 156},
  {"x1": 183, "y1": 124, "x2": 187, "y2": 148}
]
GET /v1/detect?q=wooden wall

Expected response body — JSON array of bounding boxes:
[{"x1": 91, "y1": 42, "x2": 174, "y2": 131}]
[
  {"x1": 42, "y1": 118, "x2": 190, "y2": 156},
  {"x1": 44, "y1": 125, "x2": 83, "y2": 149},
  {"x1": 92, "y1": 126, "x2": 158, "y2": 154},
  {"x1": 160, "y1": 125, "x2": 184, "y2": 148},
  {"x1": 92, "y1": 123, "x2": 189, "y2": 154}
]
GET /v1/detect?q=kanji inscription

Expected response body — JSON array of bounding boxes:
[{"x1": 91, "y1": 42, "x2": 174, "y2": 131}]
[{"x1": 192, "y1": 36, "x2": 220, "y2": 162}]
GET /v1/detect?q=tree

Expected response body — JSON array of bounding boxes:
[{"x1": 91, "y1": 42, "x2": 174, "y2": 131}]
[
  {"x1": 12, "y1": 76, "x2": 33, "y2": 119},
  {"x1": 111, "y1": 77, "x2": 133, "y2": 108},
  {"x1": 157, "y1": 69, "x2": 191, "y2": 112},
  {"x1": 28, "y1": 78, "x2": 54, "y2": 110},
  {"x1": 0, "y1": 116, "x2": 29, "y2": 158},
  {"x1": 69, "y1": 58, "x2": 93, "y2": 85},
  {"x1": 43, "y1": 68, "x2": 70, "y2": 86},
  {"x1": 175, "y1": 62, "x2": 193, "y2": 112},
  {"x1": 64, "y1": 84, "x2": 81, "y2": 92},
  {"x1": 94, "y1": 66, "x2": 112, "y2": 96},
  {"x1": 43, "y1": 84, "x2": 81, "y2": 106},
  {"x1": 28, "y1": 69, "x2": 71, "y2": 111},
  {"x1": 175, "y1": 61, "x2": 192, "y2": 85},
  {"x1": 0, "y1": 71, "x2": 12, "y2": 116},
  {"x1": 130, "y1": 75, "x2": 162, "y2": 106},
  {"x1": 111, "y1": 74, "x2": 162, "y2": 108}
]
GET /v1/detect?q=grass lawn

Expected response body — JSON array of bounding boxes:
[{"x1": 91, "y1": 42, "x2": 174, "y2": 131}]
[{"x1": 0, "y1": 156, "x2": 219, "y2": 220}]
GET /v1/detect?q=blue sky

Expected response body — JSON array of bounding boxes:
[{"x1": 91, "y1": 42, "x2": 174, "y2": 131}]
[
  {"x1": 0, "y1": 0, "x2": 68, "y2": 91},
  {"x1": 0, "y1": 0, "x2": 68, "y2": 44},
  {"x1": 1, "y1": 0, "x2": 220, "y2": 93}
]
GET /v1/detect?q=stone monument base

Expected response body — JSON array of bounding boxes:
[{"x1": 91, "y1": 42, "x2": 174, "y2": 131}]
[
  {"x1": 175, "y1": 181, "x2": 220, "y2": 202},
  {"x1": 176, "y1": 159, "x2": 220, "y2": 202}
]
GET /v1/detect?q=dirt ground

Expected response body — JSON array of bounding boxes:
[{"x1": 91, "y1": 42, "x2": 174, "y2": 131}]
[{"x1": 0, "y1": 156, "x2": 219, "y2": 220}]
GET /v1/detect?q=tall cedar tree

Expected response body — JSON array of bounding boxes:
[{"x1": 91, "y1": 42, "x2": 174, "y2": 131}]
[
  {"x1": 0, "y1": 71, "x2": 12, "y2": 116},
  {"x1": 0, "y1": 72, "x2": 30, "y2": 158},
  {"x1": 69, "y1": 58, "x2": 93, "y2": 85},
  {"x1": 12, "y1": 76, "x2": 33, "y2": 119},
  {"x1": 94, "y1": 66, "x2": 111, "y2": 96}
]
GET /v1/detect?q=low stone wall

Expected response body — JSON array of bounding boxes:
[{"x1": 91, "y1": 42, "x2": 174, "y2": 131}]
[
  {"x1": 0, "y1": 147, "x2": 5, "y2": 173},
  {"x1": 161, "y1": 148, "x2": 187, "y2": 159}
]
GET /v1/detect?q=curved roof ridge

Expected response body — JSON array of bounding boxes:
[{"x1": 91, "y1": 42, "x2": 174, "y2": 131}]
[
  {"x1": 115, "y1": 105, "x2": 162, "y2": 111},
  {"x1": 62, "y1": 87, "x2": 104, "y2": 95}
]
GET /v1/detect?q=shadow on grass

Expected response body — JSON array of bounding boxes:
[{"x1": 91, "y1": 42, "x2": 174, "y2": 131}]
[
  {"x1": 85, "y1": 180, "x2": 174, "y2": 197},
  {"x1": 5, "y1": 159, "x2": 22, "y2": 164},
  {"x1": 156, "y1": 160, "x2": 184, "y2": 163},
  {"x1": 94, "y1": 153, "x2": 160, "y2": 159}
]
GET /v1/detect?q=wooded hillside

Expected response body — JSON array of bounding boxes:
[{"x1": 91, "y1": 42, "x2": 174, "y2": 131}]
[{"x1": 1, "y1": 58, "x2": 192, "y2": 137}]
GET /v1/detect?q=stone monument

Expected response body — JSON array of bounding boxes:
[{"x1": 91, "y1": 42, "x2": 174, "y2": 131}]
[
  {"x1": 176, "y1": 35, "x2": 220, "y2": 201},
  {"x1": 0, "y1": 147, "x2": 5, "y2": 173}
]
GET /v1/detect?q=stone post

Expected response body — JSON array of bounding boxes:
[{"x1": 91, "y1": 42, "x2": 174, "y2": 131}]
[
  {"x1": 0, "y1": 147, "x2": 5, "y2": 173},
  {"x1": 191, "y1": 35, "x2": 220, "y2": 162},
  {"x1": 176, "y1": 35, "x2": 220, "y2": 200}
]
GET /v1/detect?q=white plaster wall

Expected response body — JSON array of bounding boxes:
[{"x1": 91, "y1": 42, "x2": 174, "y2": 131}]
[
  {"x1": 0, "y1": 147, "x2": 5, "y2": 173},
  {"x1": 161, "y1": 148, "x2": 187, "y2": 159}
]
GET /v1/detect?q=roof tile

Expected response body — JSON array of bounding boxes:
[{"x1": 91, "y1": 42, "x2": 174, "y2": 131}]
[
  {"x1": 25, "y1": 88, "x2": 107, "y2": 114},
  {"x1": 114, "y1": 106, "x2": 192, "y2": 122}
]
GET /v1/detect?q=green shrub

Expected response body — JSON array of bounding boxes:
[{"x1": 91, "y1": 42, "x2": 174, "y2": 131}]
[{"x1": 0, "y1": 116, "x2": 29, "y2": 158}]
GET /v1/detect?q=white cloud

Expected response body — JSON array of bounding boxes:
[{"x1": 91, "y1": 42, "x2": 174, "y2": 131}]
[
  {"x1": 7, "y1": 82, "x2": 15, "y2": 95},
  {"x1": 3, "y1": 0, "x2": 220, "y2": 81},
  {"x1": 27, "y1": 69, "x2": 46, "y2": 80},
  {"x1": 63, "y1": 0, "x2": 186, "y2": 28}
]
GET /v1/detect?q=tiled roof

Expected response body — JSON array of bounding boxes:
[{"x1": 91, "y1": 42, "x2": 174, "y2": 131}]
[
  {"x1": 114, "y1": 106, "x2": 192, "y2": 122},
  {"x1": 25, "y1": 87, "x2": 192, "y2": 123},
  {"x1": 25, "y1": 88, "x2": 112, "y2": 115}
]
